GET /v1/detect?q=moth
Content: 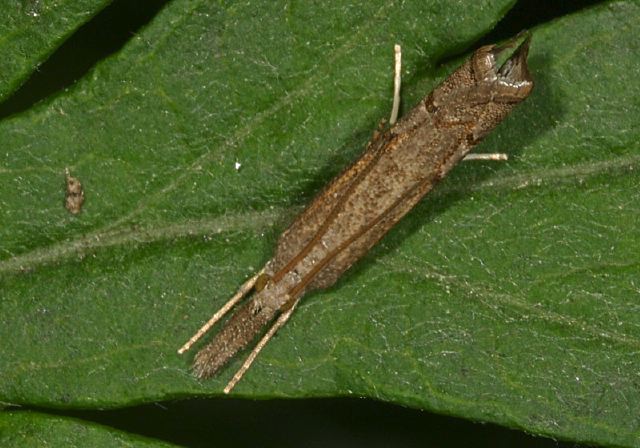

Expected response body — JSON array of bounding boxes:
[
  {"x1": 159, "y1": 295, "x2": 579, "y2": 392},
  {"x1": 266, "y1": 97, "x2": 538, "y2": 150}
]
[{"x1": 179, "y1": 34, "x2": 534, "y2": 393}]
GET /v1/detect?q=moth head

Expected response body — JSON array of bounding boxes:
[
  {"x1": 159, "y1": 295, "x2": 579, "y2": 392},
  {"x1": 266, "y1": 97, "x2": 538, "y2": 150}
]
[{"x1": 473, "y1": 32, "x2": 534, "y2": 102}]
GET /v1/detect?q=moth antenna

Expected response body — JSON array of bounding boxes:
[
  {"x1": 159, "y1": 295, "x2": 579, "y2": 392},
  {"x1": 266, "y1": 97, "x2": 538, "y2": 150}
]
[
  {"x1": 178, "y1": 268, "x2": 266, "y2": 354},
  {"x1": 224, "y1": 297, "x2": 300, "y2": 394}
]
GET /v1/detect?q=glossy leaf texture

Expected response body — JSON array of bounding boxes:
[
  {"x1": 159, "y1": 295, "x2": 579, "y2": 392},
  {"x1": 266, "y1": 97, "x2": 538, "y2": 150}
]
[{"x1": 1, "y1": 1, "x2": 639, "y2": 446}]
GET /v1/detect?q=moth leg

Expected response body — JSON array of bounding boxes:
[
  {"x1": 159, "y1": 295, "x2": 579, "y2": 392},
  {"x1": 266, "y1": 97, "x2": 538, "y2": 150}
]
[
  {"x1": 370, "y1": 41, "x2": 400, "y2": 143},
  {"x1": 462, "y1": 153, "x2": 508, "y2": 161},
  {"x1": 223, "y1": 297, "x2": 301, "y2": 394},
  {"x1": 433, "y1": 112, "x2": 509, "y2": 161},
  {"x1": 178, "y1": 267, "x2": 268, "y2": 354},
  {"x1": 389, "y1": 43, "x2": 402, "y2": 125},
  {"x1": 442, "y1": 110, "x2": 508, "y2": 161}
]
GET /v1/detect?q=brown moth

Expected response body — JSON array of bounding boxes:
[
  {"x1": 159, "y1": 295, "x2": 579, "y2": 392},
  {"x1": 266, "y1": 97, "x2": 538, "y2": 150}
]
[{"x1": 179, "y1": 34, "x2": 534, "y2": 393}]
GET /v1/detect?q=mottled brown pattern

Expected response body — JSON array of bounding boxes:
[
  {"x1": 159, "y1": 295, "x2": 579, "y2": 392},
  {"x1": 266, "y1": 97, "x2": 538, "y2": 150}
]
[{"x1": 192, "y1": 36, "x2": 534, "y2": 381}]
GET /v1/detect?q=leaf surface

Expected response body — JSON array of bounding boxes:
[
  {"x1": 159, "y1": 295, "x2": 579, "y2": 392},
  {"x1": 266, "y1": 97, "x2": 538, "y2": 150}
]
[
  {"x1": 0, "y1": 0, "x2": 112, "y2": 101},
  {"x1": 0, "y1": 411, "x2": 176, "y2": 447},
  {"x1": 1, "y1": 1, "x2": 639, "y2": 446}
]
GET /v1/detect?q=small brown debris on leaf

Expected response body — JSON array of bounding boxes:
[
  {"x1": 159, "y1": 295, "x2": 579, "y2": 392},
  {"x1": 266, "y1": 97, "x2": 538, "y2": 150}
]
[{"x1": 64, "y1": 168, "x2": 85, "y2": 214}]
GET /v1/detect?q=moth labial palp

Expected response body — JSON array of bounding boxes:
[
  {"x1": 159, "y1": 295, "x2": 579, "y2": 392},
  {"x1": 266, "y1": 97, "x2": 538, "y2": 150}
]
[{"x1": 178, "y1": 33, "x2": 534, "y2": 393}]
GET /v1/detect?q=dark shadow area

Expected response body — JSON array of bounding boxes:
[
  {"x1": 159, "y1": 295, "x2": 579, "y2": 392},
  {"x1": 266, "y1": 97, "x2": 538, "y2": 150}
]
[
  {"x1": 46, "y1": 398, "x2": 581, "y2": 448},
  {"x1": 0, "y1": 0, "x2": 172, "y2": 119},
  {"x1": 429, "y1": 0, "x2": 606, "y2": 67},
  {"x1": 409, "y1": 0, "x2": 605, "y2": 84},
  {"x1": 477, "y1": 0, "x2": 604, "y2": 47}
]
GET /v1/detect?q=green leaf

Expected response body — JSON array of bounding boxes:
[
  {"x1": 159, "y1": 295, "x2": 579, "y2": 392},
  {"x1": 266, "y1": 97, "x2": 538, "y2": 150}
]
[
  {"x1": 1, "y1": 1, "x2": 639, "y2": 446},
  {"x1": 0, "y1": 411, "x2": 176, "y2": 447},
  {"x1": 0, "y1": 0, "x2": 112, "y2": 101}
]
